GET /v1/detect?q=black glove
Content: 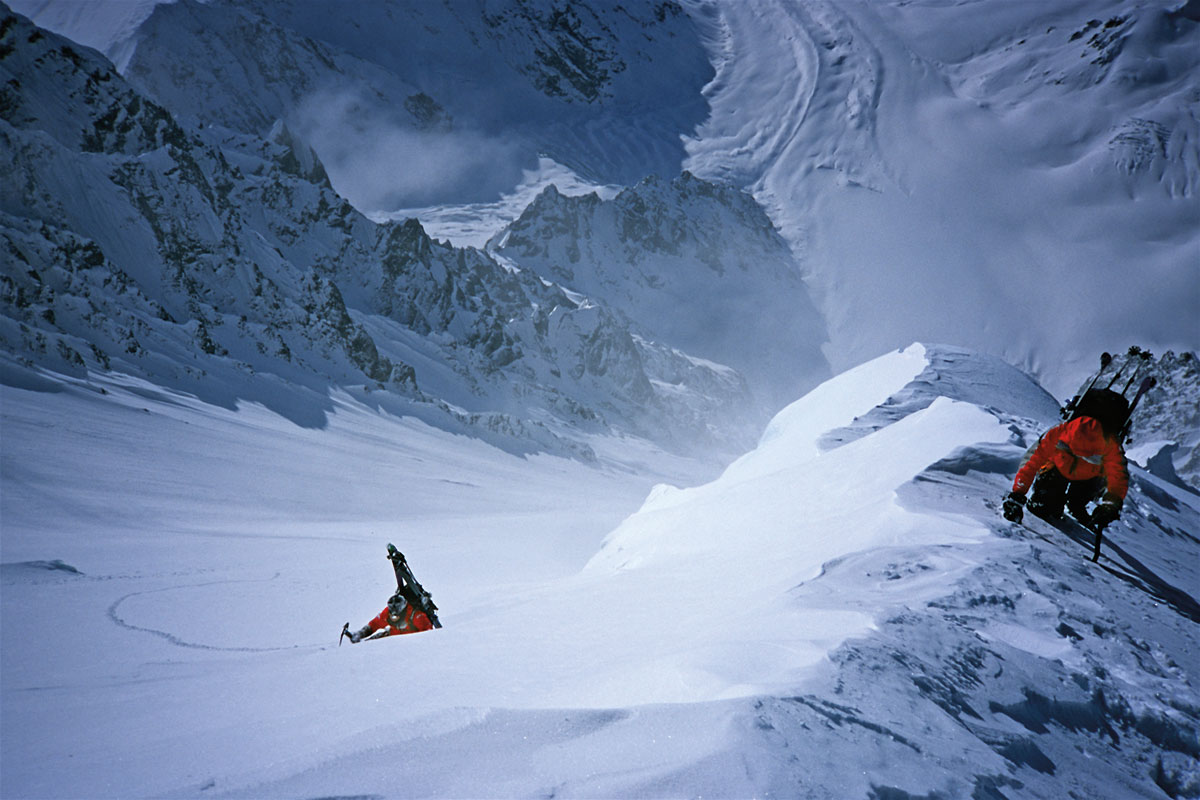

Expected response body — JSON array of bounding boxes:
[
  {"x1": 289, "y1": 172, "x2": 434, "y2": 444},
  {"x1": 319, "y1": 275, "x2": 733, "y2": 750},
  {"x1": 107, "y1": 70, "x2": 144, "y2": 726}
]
[
  {"x1": 1002, "y1": 491, "x2": 1025, "y2": 523},
  {"x1": 1090, "y1": 499, "x2": 1121, "y2": 530}
]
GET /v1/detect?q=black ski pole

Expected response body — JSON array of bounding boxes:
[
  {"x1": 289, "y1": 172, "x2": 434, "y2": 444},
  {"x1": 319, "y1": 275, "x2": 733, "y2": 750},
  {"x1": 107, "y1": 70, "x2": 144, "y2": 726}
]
[{"x1": 340, "y1": 622, "x2": 351, "y2": 646}]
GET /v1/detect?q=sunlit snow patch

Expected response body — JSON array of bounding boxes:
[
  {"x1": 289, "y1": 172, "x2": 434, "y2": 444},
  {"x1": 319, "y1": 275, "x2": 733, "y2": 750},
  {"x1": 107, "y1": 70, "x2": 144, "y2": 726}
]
[{"x1": 558, "y1": 344, "x2": 1017, "y2": 704}]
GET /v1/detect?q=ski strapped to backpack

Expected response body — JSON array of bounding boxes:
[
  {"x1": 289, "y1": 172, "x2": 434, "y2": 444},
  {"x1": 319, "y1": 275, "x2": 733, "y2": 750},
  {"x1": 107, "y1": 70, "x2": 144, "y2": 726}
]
[
  {"x1": 387, "y1": 543, "x2": 442, "y2": 629},
  {"x1": 1104, "y1": 346, "x2": 1147, "y2": 392},
  {"x1": 1061, "y1": 346, "x2": 1156, "y2": 442},
  {"x1": 1062, "y1": 351, "x2": 1112, "y2": 419},
  {"x1": 1119, "y1": 374, "x2": 1157, "y2": 441}
]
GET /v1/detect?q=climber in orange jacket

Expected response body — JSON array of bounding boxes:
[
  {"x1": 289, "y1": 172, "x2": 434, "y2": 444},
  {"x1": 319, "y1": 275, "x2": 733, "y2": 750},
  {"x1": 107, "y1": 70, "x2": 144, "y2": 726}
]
[
  {"x1": 340, "y1": 544, "x2": 441, "y2": 645},
  {"x1": 1003, "y1": 401, "x2": 1129, "y2": 531},
  {"x1": 343, "y1": 592, "x2": 434, "y2": 643}
]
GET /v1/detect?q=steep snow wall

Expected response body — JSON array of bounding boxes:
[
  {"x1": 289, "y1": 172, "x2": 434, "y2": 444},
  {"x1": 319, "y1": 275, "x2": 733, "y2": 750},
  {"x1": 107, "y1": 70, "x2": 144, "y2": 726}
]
[{"x1": 682, "y1": 0, "x2": 1200, "y2": 397}]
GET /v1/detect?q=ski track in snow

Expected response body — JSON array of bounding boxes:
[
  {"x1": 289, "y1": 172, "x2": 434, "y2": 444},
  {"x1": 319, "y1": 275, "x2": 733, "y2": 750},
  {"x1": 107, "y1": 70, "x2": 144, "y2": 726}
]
[{"x1": 105, "y1": 573, "x2": 328, "y2": 653}]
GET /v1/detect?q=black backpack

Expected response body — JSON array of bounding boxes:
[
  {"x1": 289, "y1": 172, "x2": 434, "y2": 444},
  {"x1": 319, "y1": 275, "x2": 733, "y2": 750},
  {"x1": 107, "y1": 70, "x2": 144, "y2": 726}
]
[{"x1": 1071, "y1": 388, "x2": 1130, "y2": 437}]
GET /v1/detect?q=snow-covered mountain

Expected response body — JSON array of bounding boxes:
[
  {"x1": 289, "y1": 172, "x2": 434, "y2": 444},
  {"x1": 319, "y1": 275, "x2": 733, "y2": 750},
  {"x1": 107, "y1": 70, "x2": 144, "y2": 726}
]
[
  {"x1": 1133, "y1": 352, "x2": 1200, "y2": 485},
  {"x1": 3, "y1": 342, "x2": 1197, "y2": 798},
  {"x1": 3, "y1": 1, "x2": 1200, "y2": 798},
  {"x1": 489, "y1": 172, "x2": 828, "y2": 409},
  {"x1": 2, "y1": 5, "x2": 798, "y2": 459},
  {"x1": 10, "y1": 0, "x2": 1196, "y2": 399},
  {"x1": 681, "y1": 0, "x2": 1199, "y2": 392},
  {"x1": 97, "y1": 0, "x2": 713, "y2": 210}
]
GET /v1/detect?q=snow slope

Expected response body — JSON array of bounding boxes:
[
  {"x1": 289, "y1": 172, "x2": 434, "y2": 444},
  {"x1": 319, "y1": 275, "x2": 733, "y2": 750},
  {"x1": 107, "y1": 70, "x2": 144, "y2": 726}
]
[
  {"x1": 2, "y1": 1, "x2": 1199, "y2": 796},
  {"x1": 1, "y1": 0, "x2": 162, "y2": 59},
  {"x1": 682, "y1": 0, "x2": 1200, "y2": 396},
  {"x1": 4, "y1": 343, "x2": 1197, "y2": 798}
]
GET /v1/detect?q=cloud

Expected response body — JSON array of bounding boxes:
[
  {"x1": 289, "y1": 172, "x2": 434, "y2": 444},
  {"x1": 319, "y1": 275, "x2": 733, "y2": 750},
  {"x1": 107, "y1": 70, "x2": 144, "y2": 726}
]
[{"x1": 291, "y1": 86, "x2": 533, "y2": 213}]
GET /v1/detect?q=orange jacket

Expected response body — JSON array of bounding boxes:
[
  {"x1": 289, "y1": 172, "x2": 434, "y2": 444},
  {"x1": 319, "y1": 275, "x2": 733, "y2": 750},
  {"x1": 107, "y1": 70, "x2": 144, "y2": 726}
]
[
  {"x1": 366, "y1": 604, "x2": 433, "y2": 637},
  {"x1": 1013, "y1": 416, "x2": 1128, "y2": 501}
]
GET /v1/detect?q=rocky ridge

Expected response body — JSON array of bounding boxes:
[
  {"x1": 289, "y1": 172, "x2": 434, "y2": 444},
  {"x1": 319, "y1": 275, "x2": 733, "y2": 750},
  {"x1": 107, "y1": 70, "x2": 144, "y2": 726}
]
[{"x1": 0, "y1": 7, "x2": 788, "y2": 459}]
